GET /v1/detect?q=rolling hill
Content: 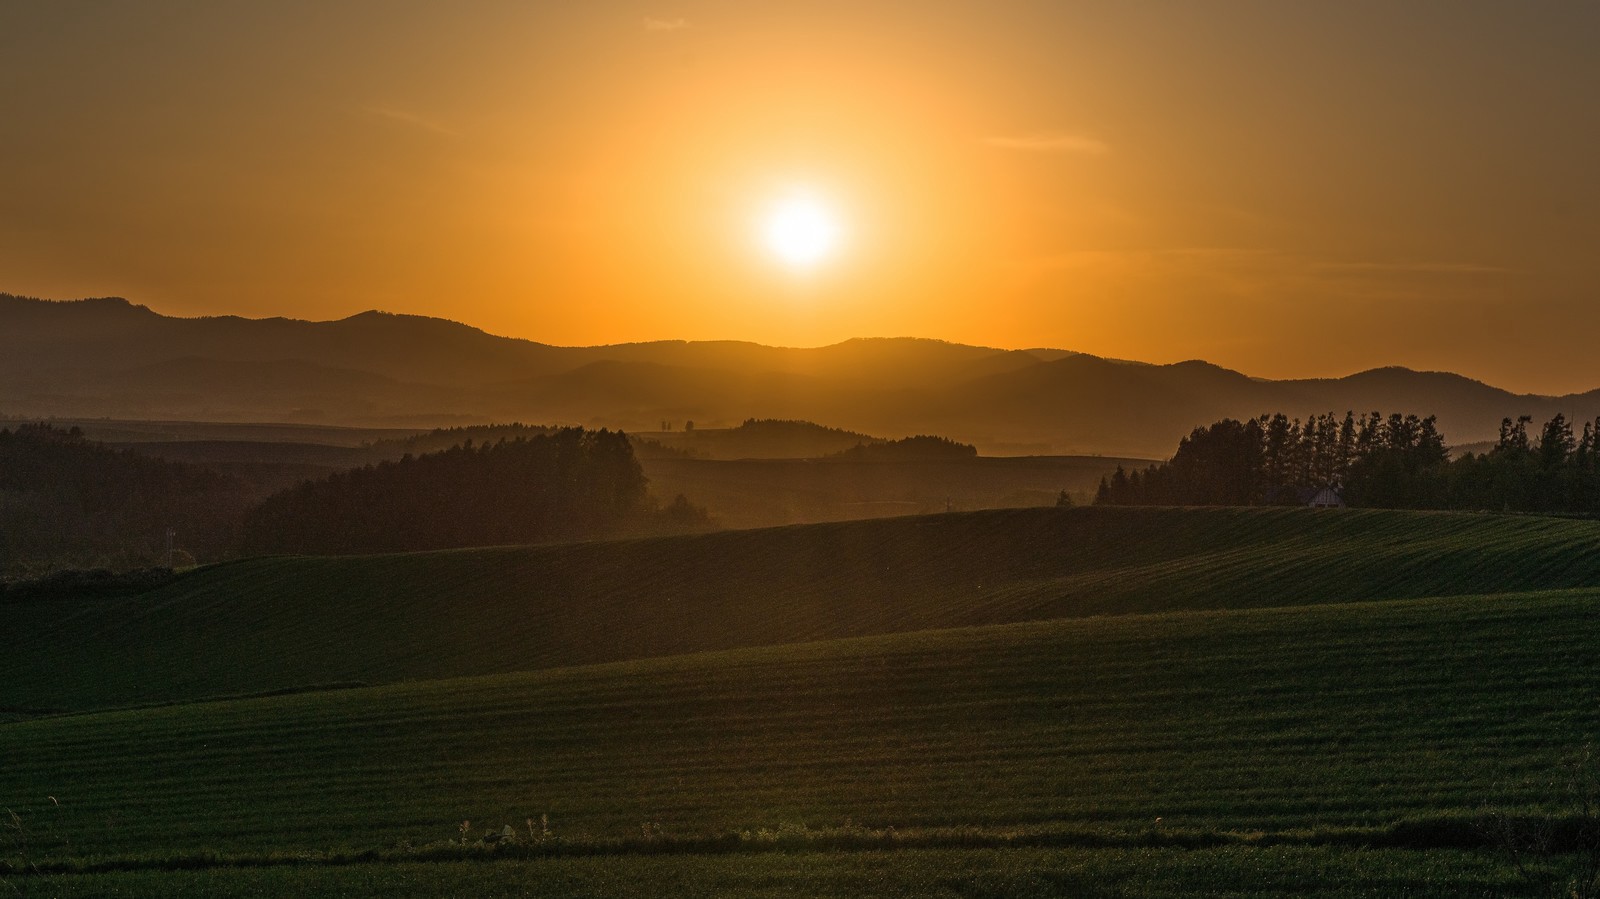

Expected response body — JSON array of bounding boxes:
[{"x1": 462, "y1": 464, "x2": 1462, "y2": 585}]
[
  {"x1": 8, "y1": 294, "x2": 1599, "y2": 456},
  {"x1": 4, "y1": 506, "x2": 1599, "y2": 895},
  {"x1": 8, "y1": 506, "x2": 1600, "y2": 713},
  {"x1": 1, "y1": 588, "x2": 1594, "y2": 894}
]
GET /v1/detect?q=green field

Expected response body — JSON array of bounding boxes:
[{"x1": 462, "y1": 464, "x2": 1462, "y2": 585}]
[
  {"x1": 8, "y1": 849, "x2": 1541, "y2": 898},
  {"x1": 6, "y1": 507, "x2": 1600, "y2": 712},
  {"x1": 5, "y1": 508, "x2": 1600, "y2": 895}
]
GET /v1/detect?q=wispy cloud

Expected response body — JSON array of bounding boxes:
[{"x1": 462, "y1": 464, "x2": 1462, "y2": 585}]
[
  {"x1": 985, "y1": 132, "x2": 1109, "y2": 155},
  {"x1": 1314, "y1": 261, "x2": 1512, "y2": 276},
  {"x1": 1021, "y1": 247, "x2": 1278, "y2": 272},
  {"x1": 1022, "y1": 250, "x2": 1510, "y2": 281},
  {"x1": 642, "y1": 16, "x2": 688, "y2": 31},
  {"x1": 1015, "y1": 248, "x2": 1513, "y2": 311},
  {"x1": 365, "y1": 105, "x2": 457, "y2": 138}
]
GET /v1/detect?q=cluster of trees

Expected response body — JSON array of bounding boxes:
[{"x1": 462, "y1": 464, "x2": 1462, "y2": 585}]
[
  {"x1": 0, "y1": 424, "x2": 252, "y2": 574},
  {"x1": 2, "y1": 424, "x2": 717, "y2": 574},
  {"x1": 644, "y1": 419, "x2": 882, "y2": 460},
  {"x1": 324, "y1": 419, "x2": 695, "y2": 464},
  {"x1": 624, "y1": 435, "x2": 695, "y2": 460},
  {"x1": 362, "y1": 423, "x2": 556, "y2": 459},
  {"x1": 241, "y1": 428, "x2": 653, "y2": 555},
  {"x1": 1448, "y1": 414, "x2": 1600, "y2": 514},
  {"x1": 831, "y1": 435, "x2": 978, "y2": 461},
  {"x1": 1097, "y1": 411, "x2": 1600, "y2": 515}
]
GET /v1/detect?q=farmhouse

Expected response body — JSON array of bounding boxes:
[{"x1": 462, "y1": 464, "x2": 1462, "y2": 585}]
[
  {"x1": 1265, "y1": 485, "x2": 1347, "y2": 508},
  {"x1": 1307, "y1": 486, "x2": 1344, "y2": 509}
]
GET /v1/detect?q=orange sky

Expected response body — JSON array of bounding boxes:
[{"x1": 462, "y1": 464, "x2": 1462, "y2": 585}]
[{"x1": 3, "y1": 3, "x2": 1597, "y2": 393}]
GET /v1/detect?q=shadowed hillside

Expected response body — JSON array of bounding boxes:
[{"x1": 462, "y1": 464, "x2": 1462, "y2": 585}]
[
  {"x1": 634, "y1": 419, "x2": 881, "y2": 459},
  {"x1": 9, "y1": 506, "x2": 1600, "y2": 712},
  {"x1": 637, "y1": 454, "x2": 1135, "y2": 527}
]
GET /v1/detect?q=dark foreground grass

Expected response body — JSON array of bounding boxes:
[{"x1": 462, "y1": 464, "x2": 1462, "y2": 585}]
[
  {"x1": 10, "y1": 847, "x2": 1546, "y2": 898},
  {"x1": 7, "y1": 506, "x2": 1600, "y2": 711},
  {"x1": 3, "y1": 590, "x2": 1598, "y2": 869}
]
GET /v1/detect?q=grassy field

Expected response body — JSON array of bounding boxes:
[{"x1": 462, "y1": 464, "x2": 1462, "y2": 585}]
[
  {"x1": 12, "y1": 848, "x2": 1541, "y2": 898},
  {"x1": 3, "y1": 588, "x2": 1598, "y2": 886},
  {"x1": 6, "y1": 506, "x2": 1600, "y2": 712},
  {"x1": 6, "y1": 507, "x2": 1600, "y2": 895}
]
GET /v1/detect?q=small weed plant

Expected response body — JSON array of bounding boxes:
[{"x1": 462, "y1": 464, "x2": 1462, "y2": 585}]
[
  {"x1": 1, "y1": 809, "x2": 34, "y2": 896},
  {"x1": 1484, "y1": 745, "x2": 1600, "y2": 898}
]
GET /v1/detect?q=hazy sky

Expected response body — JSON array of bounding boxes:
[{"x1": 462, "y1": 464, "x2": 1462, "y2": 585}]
[{"x1": 3, "y1": 2, "x2": 1597, "y2": 393}]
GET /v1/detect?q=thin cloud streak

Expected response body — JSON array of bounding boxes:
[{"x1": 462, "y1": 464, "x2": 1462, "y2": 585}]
[
  {"x1": 364, "y1": 106, "x2": 458, "y2": 137},
  {"x1": 1315, "y1": 261, "x2": 1513, "y2": 276},
  {"x1": 642, "y1": 17, "x2": 689, "y2": 31},
  {"x1": 985, "y1": 132, "x2": 1109, "y2": 155},
  {"x1": 1019, "y1": 247, "x2": 1278, "y2": 271},
  {"x1": 1020, "y1": 249, "x2": 1510, "y2": 280}
]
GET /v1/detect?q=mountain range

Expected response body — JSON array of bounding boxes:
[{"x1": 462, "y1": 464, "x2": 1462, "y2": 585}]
[{"x1": 5, "y1": 294, "x2": 1595, "y2": 458}]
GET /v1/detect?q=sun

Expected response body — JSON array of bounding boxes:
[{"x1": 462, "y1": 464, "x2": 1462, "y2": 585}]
[{"x1": 761, "y1": 191, "x2": 842, "y2": 271}]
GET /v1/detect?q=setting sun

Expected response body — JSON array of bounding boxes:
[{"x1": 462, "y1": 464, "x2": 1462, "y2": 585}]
[{"x1": 761, "y1": 191, "x2": 842, "y2": 271}]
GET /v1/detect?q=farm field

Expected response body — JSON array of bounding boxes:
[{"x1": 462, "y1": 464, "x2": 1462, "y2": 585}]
[
  {"x1": 4, "y1": 579, "x2": 1600, "y2": 894},
  {"x1": 14, "y1": 847, "x2": 1537, "y2": 898},
  {"x1": 6, "y1": 507, "x2": 1600, "y2": 895},
  {"x1": 6, "y1": 506, "x2": 1600, "y2": 712}
]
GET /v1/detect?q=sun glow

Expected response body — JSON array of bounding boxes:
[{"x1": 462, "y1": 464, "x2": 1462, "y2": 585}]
[{"x1": 761, "y1": 191, "x2": 842, "y2": 270}]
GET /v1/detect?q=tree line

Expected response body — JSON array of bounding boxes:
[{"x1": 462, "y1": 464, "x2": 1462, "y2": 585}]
[
  {"x1": 830, "y1": 435, "x2": 977, "y2": 461},
  {"x1": 0, "y1": 424, "x2": 252, "y2": 575},
  {"x1": 241, "y1": 428, "x2": 658, "y2": 555},
  {"x1": 2, "y1": 425, "x2": 708, "y2": 574},
  {"x1": 1096, "y1": 411, "x2": 1600, "y2": 514}
]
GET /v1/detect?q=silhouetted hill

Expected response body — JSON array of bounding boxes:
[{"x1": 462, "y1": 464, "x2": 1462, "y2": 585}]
[
  {"x1": 830, "y1": 434, "x2": 976, "y2": 461},
  {"x1": 638, "y1": 418, "x2": 882, "y2": 459},
  {"x1": 7, "y1": 293, "x2": 1599, "y2": 457},
  {"x1": 506, "y1": 359, "x2": 828, "y2": 424},
  {"x1": 1277, "y1": 367, "x2": 1528, "y2": 428}
]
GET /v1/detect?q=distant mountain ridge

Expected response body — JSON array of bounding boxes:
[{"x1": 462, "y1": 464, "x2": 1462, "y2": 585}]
[{"x1": 4, "y1": 293, "x2": 1595, "y2": 457}]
